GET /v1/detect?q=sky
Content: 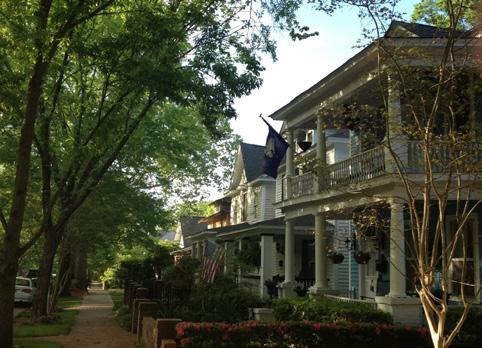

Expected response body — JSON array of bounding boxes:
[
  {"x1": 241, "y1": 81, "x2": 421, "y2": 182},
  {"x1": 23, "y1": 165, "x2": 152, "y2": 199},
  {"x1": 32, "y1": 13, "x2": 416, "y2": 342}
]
[{"x1": 231, "y1": 0, "x2": 420, "y2": 145}]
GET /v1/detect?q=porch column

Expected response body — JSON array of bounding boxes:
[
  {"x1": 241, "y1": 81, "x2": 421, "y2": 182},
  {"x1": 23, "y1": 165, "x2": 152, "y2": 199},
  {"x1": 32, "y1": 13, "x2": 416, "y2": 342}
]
[
  {"x1": 285, "y1": 129, "x2": 294, "y2": 198},
  {"x1": 223, "y1": 241, "x2": 231, "y2": 274},
  {"x1": 385, "y1": 74, "x2": 408, "y2": 170},
  {"x1": 237, "y1": 238, "x2": 245, "y2": 283},
  {"x1": 375, "y1": 199, "x2": 421, "y2": 325},
  {"x1": 388, "y1": 199, "x2": 406, "y2": 297},
  {"x1": 191, "y1": 243, "x2": 197, "y2": 259},
  {"x1": 260, "y1": 234, "x2": 274, "y2": 298},
  {"x1": 280, "y1": 219, "x2": 296, "y2": 297},
  {"x1": 309, "y1": 213, "x2": 332, "y2": 296},
  {"x1": 316, "y1": 114, "x2": 326, "y2": 191}
]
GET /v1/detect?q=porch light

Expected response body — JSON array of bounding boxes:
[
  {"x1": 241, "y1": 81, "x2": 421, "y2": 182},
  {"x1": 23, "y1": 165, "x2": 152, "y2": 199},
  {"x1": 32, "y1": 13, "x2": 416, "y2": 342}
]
[{"x1": 344, "y1": 237, "x2": 351, "y2": 250}]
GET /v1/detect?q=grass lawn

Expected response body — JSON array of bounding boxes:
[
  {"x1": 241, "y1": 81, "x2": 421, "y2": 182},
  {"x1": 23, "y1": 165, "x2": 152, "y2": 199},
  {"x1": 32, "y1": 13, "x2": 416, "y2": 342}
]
[
  {"x1": 14, "y1": 340, "x2": 62, "y2": 348},
  {"x1": 14, "y1": 296, "x2": 82, "y2": 338},
  {"x1": 108, "y1": 289, "x2": 123, "y2": 311},
  {"x1": 108, "y1": 289, "x2": 131, "y2": 330}
]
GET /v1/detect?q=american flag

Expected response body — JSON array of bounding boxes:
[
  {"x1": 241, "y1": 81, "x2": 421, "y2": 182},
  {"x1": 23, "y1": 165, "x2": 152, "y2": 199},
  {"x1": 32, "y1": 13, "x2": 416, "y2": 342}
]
[{"x1": 201, "y1": 247, "x2": 225, "y2": 284}]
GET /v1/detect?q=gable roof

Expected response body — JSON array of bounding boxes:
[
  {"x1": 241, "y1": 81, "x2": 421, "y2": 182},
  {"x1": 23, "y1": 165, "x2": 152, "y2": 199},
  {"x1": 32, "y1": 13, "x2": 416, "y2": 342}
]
[
  {"x1": 241, "y1": 143, "x2": 266, "y2": 182},
  {"x1": 230, "y1": 142, "x2": 267, "y2": 189},
  {"x1": 385, "y1": 20, "x2": 467, "y2": 38},
  {"x1": 179, "y1": 216, "x2": 207, "y2": 237},
  {"x1": 269, "y1": 21, "x2": 474, "y2": 122}
]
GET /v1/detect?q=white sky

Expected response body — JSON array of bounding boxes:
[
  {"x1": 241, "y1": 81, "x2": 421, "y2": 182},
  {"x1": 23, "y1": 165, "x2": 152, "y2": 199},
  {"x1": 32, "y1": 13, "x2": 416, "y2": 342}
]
[{"x1": 231, "y1": 1, "x2": 419, "y2": 145}]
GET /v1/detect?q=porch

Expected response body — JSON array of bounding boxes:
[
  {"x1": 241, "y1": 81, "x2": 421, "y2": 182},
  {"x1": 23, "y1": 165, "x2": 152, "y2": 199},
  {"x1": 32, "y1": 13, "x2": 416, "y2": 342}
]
[{"x1": 284, "y1": 141, "x2": 481, "y2": 200}]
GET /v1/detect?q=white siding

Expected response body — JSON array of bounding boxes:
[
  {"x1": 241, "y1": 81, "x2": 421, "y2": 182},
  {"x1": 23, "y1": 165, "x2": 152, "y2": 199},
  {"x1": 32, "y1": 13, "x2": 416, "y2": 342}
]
[
  {"x1": 261, "y1": 181, "x2": 276, "y2": 221},
  {"x1": 275, "y1": 175, "x2": 283, "y2": 218},
  {"x1": 331, "y1": 220, "x2": 358, "y2": 296}
]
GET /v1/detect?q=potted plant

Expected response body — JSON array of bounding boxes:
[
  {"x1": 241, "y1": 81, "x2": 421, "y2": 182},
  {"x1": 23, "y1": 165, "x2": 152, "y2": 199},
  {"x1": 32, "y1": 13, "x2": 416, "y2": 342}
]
[
  {"x1": 354, "y1": 251, "x2": 371, "y2": 264},
  {"x1": 328, "y1": 251, "x2": 344, "y2": 264}
]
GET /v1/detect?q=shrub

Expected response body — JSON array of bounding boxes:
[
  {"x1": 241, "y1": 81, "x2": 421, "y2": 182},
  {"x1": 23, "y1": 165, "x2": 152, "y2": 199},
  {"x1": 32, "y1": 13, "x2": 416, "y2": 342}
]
[
  {"x1": 176, "y1": 321, "x2": 431, "y2": 348},
  {"x1": 114, "y1": 306, "x2": 132, "y2": 330},
  {"x1": 161, "y1": 256, "x2": 199, "y2": 290},
  {"x1": 272, "y1": 297, "x2": 392, "y2": 324},
  {"x1": 446, "y1": 306, "x2": 482, "y2": 348},
  {"x1": 158, "y1": 275, "x2": 262, "y2": 322}
]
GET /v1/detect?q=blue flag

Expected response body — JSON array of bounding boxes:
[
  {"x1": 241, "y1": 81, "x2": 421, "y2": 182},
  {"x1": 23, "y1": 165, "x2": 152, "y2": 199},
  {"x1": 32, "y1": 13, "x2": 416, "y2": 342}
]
[{"x1": 261, "y1": 117, "x2": 289, "y2": 179}]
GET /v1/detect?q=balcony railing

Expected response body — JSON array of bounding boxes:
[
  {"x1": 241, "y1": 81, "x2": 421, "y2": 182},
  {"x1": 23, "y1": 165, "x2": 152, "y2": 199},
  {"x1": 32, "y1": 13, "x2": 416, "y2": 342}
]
[
  {"x1": 325, "y1": 146, "x2": 386, "y2": 187},
  {"x1": 290, "y1": 172, "x2": 318, "y2": 199},
  {"x1": 407, "y1": 140, "x2": 481, "y2": 173},
  {"x1": 282, "y1": 140, "x2": 481, "y2": 201}
]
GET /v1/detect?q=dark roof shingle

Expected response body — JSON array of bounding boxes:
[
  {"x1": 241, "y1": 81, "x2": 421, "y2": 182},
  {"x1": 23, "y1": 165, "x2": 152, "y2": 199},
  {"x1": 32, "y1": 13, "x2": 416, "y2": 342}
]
[{"x1": 240, "y1": 143, "x2": 266, "y2": 182}]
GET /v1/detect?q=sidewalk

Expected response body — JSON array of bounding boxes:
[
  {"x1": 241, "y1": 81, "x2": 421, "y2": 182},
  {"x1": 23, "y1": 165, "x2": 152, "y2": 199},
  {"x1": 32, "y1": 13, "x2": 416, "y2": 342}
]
[{"x1": 35, "y1": 286, "x2": 137, "y2": 348}]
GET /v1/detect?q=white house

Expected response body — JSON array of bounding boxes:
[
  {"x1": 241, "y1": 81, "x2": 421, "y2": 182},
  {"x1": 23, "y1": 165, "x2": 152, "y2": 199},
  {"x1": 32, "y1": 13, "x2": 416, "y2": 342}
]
[{"x1": 269, "y1": 21, "x2": 482, "y2": 324}]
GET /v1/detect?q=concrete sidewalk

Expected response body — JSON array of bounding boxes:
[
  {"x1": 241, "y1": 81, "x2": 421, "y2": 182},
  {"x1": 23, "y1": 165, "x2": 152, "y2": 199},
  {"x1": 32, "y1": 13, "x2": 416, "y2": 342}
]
[{"x1": 32, "y1": 287, "x2": 137, "y2": 348}]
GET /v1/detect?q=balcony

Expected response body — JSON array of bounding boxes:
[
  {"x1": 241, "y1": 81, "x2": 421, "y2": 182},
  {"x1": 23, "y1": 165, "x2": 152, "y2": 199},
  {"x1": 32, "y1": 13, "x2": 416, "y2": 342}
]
[
  {"x1": 283, "y1": 146, "x2": 386, "y2": 199},
  {"x1": 282, "y1": 141, "x2": 481, "y2": 201}
]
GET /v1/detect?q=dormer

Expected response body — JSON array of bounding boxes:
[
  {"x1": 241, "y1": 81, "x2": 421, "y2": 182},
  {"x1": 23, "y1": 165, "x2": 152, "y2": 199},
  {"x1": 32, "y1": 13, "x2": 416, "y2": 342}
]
[{"x1": 227, "y1": 143, "x2": 276, "y2": 225}]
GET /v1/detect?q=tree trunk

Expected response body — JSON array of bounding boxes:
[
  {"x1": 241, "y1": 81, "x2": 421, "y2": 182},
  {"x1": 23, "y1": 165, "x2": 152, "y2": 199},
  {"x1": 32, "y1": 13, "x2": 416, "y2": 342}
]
[
  {"x1": 73, "y1": 246, "x2": 88, "y2": 291},
  {"x1": 32, "y1": 229, "x2": 59, "y2": 319},
  {"x1": 0, "y1": 262, "x2": 19, "y2": 348},
  {"x1": 57, "y1": 249, "x2": 73, "y2": 297}
]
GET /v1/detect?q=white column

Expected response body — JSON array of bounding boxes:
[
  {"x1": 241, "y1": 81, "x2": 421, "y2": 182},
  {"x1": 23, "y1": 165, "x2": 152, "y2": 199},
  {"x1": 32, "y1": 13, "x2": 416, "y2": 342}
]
[
  {"x1": 284, "y1": 219, "x2": 295, "y2": 283},
  {"x1": 385, "y1": 74, "x2": 407, "y2": 171},
  {"x1": 285, "y1": 129, "x2": 294, "y2": 198},
  {"x1": 280, "y1": 219, "x2": 296, "y2": 298},
  {"x1": 223, "y1": 241, "x2": 231, "y2": 274},
  {"x1": 260, "y1": 234, "x2": 274, "y2": 298},
  {"x1": 192, "y1": 243, "x2": 197, "y2": 259},
  {"x1": 316, "y1": 114, "x2": 326, "y2": 191},
  {"x1": 237, "y1": 239, "x2": 244, "y2": 283},
  {"x1": 310, "y1": 213, "x2": 331, "y2": 296},
  {"x1": 389, "y1": 200, "x2": 406, "y2": 297},
  {"x1": 316, "y1": 214, "x2": 329, "y2": 288}
]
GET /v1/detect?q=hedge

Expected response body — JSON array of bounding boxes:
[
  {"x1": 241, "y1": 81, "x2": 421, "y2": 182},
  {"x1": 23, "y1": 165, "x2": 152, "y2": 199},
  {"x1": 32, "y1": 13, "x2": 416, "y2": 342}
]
[
  {"x1": 446, "y1": 306, "x2": 482, "y2": 348},
  {"x1": 272, "y1": 297, "x2": 393, "y2": 324},
  {"x1": 176, "y1": 321, "x2": 431, "y2": 348}
]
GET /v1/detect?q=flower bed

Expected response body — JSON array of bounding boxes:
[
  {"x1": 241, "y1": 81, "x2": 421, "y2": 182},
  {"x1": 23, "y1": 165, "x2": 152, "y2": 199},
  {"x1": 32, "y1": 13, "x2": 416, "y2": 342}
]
[{"x1": 176, "y1": 321, "x2": 431, "y2": 348}]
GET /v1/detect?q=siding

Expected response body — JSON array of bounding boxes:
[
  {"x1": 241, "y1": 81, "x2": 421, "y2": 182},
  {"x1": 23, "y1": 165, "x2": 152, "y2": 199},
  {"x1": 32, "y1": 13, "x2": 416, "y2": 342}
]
[
  {"x1": 275, "y1": 175, "x2": 283, "y2": 218},
  {"x1": 262, "y1": 181, "x2": 276, "y2": 221},
  {"x1": 331, "y1": 220, "x2": 358, "y2": 296}
]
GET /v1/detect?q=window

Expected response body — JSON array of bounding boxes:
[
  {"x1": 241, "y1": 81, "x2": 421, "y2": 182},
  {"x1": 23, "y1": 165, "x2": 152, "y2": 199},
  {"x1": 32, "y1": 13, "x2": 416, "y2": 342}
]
[
  {"x1": 241, "y1": 192, "x2": 247, "y2": 222},
  {"x1": 253, "y1": 188, "x2": 261, "y2": 219},
  {"x1": 446, "y1": 216, "x2": 479, "y2": 300}
]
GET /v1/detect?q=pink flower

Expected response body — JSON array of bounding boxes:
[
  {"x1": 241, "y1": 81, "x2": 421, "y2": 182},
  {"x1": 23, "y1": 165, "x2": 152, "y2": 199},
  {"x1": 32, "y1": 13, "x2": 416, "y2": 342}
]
[
  {"x1": 180, "y1": 338, "x2": 190, "y2": 347},
  {"x1": 312, "y1": 323, "x2": 321, "y2": 330}
]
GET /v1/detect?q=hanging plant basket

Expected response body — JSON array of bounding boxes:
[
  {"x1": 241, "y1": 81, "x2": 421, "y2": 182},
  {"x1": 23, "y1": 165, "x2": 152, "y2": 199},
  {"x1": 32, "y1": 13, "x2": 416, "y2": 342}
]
[
  {"x1": 328, "y1": 252, "x2": 345, "y2": 264},
  {"x1": 354, "y1": 251, "x2": 371, "y2": 264},
  {"x1": 298, "y1": 141, "x2": 312, "y2": 152}
]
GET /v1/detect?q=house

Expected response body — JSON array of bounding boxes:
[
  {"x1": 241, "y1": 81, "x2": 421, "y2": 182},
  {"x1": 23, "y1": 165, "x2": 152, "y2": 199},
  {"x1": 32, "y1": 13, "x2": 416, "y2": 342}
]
[
  {"x1": 268, "y1": 21, "x2": 482, "y2": 324},
  {"x1": 170, "y1": 216, "x2": 207, "y2": 263},
  {"x1": 188, "y1": 140, "x2": 356, "y2": 299}
]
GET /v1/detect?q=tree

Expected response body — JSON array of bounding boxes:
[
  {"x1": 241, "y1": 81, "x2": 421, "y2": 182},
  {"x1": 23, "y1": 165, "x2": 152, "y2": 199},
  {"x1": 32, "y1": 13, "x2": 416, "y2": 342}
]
[
  {"x1": 0, "y1": 1, "x2": 314, "y2": 346},
  {"x1": 412, "y1": 0, "x2": 478, "y2": 28}
]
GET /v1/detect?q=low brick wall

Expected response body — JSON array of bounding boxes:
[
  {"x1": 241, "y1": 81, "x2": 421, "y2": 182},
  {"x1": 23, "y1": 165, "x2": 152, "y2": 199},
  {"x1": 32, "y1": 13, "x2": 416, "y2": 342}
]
[
  {"x1": 131, "y1": 299, "x2": 154, "y2": 333},
  {"x1": 136, "y1": 302, "x2": 161, "y2": 341},
  {"x1": 142, "y1": 317, "x2": 157, "y2": 348},
  {"x1": 142, "y1": 318, "x2": 181, "y2": 348}
]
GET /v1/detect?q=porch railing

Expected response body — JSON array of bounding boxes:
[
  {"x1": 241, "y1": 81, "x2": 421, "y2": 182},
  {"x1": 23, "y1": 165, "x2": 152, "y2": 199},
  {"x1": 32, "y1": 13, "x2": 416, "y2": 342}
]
[
  {"x1": 407, "y1": 140, "x2": 481, "y2": 173},
  {"x1": 290, "y1": 172, "x2": 318, "y2": 199},
  {"x1": 283, "y1": 146, "x2": 387, "y2": 199},
  {"x1": 324, "y1": 146, "x2": 386, "y2": 187},
  {"x1": 324, "y1": 294, "x2": 377, "y2": 310}
]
